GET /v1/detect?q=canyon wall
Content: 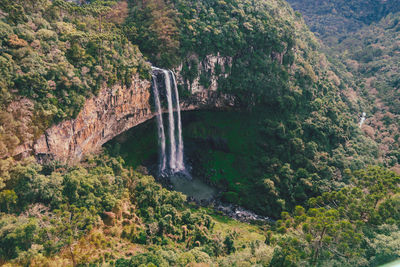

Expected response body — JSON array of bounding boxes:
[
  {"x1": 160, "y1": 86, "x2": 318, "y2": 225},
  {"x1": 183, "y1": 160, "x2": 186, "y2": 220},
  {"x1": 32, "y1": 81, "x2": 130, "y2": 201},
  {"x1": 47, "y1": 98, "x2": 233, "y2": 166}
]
[{"x1": 34, "y1": 75, "x2": 152, "y2": 163}]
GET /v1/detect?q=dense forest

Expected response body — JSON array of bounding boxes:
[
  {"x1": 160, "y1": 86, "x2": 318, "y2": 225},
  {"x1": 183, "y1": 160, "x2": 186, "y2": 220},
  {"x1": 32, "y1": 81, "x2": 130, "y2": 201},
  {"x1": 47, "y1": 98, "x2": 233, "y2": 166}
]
[
  {"x1": 286, "y1": 0, "x2": 400, "y2": 45},
  {"x1": 326, "y1": 13, "x2": 400, "y2": 170},
  {"x1": 121, "y1": 0, "x2": 383, "y2": 218},
  {"x1": 0, "y1": 0, "x2": 399, "y2": 266},
  {"x1": 287, "y1": 0, "x2": 400, "y2": 171},
  {"x1": 0, "y1": 0, "x2": 149, "y2": 159}
]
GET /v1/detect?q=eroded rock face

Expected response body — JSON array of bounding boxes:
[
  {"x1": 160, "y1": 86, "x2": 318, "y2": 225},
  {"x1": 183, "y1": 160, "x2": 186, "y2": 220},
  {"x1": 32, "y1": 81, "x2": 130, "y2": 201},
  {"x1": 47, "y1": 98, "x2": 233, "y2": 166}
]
[
  {"x1": 181, "y1": 90, "x2": 235, "y2": 111},
  {"x1": 34, "y1": 75, "x2": 152, "y2": 163},
  {"x1": 33, "y1": 71, "x2": 235, "y2": 164},
  {"x1": 176, "y1": 53, "x2": 233, "y2": 93}
]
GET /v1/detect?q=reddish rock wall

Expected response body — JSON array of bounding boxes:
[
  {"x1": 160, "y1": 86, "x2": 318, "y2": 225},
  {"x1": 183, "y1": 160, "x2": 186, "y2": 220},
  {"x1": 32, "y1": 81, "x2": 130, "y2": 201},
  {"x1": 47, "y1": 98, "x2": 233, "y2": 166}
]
[{"x1": 34, "y1": 75, "x2": 152, "y2": 163}]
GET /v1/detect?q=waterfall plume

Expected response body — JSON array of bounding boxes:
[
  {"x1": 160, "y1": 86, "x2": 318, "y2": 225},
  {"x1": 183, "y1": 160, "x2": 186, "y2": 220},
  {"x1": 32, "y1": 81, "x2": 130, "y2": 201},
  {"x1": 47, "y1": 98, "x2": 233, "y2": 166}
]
[
  {"x1": 171, "y1": 71, "x2": 185, "y2": 171},
  {"x1": 162, "y1": 69, "x2": 177, "y2": 171},
  {"x1": 151, "y1": 67, "x2": 186, "y2": 176},
  {"x1": 151, "y1": 72, "x2": 167, "y2": 173}
]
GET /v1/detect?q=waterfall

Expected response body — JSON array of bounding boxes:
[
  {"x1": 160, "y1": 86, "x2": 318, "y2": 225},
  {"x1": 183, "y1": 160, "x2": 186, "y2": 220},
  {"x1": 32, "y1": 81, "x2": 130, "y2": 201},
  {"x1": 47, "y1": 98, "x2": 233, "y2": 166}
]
[
  {"x1": 151, "y1": 73, "x2": 167, "y2": 173},
  {"x1": 171, "y1": 71, "x2": 185, "y2": 171},
  {"x1": 359, "y1": 112, "x2": 366, "y2": 128},
  {"x1": 162, "y1": 69, "x2": 177, "y2": 171},
  {"x1": 151, "y1": 67, "x2": 186, "y2": 175}
]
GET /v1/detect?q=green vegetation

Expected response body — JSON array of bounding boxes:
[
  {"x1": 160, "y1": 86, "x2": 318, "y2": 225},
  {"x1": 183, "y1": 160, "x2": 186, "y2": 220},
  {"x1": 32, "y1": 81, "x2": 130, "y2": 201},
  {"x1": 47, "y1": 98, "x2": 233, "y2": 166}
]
[
  {"x1": 117, "y1": 0, "x2": 383, "y2": 220},
  {"x1": 286, "y1": 0, "x2": 400, "y2": 171},
  {"x1": 0, "y1": 0, "x2": 399, "y2": 266},
  {"x1": 270, "y1": 166, "x2": 400, "y2": 266},
  {"x1": 115, "y1": 107, "x2": 379, "y2": 219},
  {"x1": 0, "y1": 154, "x2": 270, "y2": 266},
  {"x1": 286, "y1": 0, "x2": 400, "y2": 44},
  {"x1": 125, "y1": 0, "x2": 322, "y2": 107},
  {"x1": 0, "y1": 154, "x2": 398, "y2": 266},
  {"x1": 333, "y1": 13, "x2": 400, "y2": 171},
  {"x1": 0, "y1": 0, "x2": 149, "y2": 158}
]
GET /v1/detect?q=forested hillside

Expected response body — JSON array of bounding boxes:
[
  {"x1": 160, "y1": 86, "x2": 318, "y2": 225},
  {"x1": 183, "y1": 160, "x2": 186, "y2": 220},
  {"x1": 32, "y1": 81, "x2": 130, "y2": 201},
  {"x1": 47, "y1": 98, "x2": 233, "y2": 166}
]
[
  {"x1": 0, "y1": 0, "x2": 149, "y2": 158},
  {"x1": 286, "y1": 0, "x2": 400, "y2": 45},
  {"x1": 286, "y1": 0, "x2": 400, "y2": 172},
  {"x1": 331, "y1": 12, "x2": 400, "y2": 172},
  {"x1": 0, "y1": 0, "x2": 399, "y2": 266}
]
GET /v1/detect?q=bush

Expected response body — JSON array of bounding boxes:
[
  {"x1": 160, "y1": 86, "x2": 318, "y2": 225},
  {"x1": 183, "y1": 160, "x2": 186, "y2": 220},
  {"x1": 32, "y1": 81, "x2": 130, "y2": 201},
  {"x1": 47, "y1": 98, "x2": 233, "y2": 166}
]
[{"x1": 0, "y1": 215, "x2": 38, "y2": 260}]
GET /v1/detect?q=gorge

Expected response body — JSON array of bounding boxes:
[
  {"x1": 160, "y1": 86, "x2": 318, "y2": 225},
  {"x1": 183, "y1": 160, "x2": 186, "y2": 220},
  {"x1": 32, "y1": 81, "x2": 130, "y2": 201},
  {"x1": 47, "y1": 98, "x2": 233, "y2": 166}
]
[{"x1": 0, "y1": 0, "x2": 399, "y2": 266}]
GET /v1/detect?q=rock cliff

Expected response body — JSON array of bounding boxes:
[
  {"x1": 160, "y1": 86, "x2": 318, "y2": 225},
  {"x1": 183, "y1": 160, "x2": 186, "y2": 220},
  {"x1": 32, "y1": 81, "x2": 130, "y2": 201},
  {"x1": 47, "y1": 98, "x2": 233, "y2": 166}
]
[
  {"x1": 34, "y1": 75, "x2": 152, "y2": 163},
  {"x1": 176, "y1": 53, "x2": 232, "y2": 93}
]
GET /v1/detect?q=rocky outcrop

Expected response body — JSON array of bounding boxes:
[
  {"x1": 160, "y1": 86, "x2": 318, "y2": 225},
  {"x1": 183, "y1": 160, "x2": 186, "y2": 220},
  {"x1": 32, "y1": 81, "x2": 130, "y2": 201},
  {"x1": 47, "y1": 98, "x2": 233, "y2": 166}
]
[
  {"x1": 181, "y1": 90, "x2": 235, "y2": 111},
  {"x1": 176, "y1": 53, "x2": 232, "y2": 93},
  {"x1": 33, "y1": 70, "x2": 235, "y2": 164},
  {"x1": 34, "y1": 75, "x2": 152, "y2": 163},
  {"x1": 186, "y1": 197, "x2": 273, "y2": 223}
]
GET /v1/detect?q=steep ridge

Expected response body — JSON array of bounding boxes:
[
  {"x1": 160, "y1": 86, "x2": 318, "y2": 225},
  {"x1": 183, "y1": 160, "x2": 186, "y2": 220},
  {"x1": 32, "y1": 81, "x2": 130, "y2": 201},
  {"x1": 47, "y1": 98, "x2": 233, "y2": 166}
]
[
  {"x1": 286, "y1": 0, "x2": 400, "y2": 44},
  {"x1": 0, "y1": 0, "x2": 149, "y2": 159},
  {"x1": 0, "y1": 0, "x2": 237, "y2": 163},
  {"x1": 286, "y1": 0, "x2": 400, "y2": 171}
]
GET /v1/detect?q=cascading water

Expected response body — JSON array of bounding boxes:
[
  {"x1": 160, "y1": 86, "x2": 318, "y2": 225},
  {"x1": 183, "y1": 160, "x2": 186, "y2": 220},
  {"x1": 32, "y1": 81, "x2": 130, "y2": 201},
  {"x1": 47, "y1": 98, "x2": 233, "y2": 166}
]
[
  {"x1": 171, "y1": 71, "x2": 185, "y2": 171},
  {"x1": 162, "y1": 69, "x2": 177, "y2": 171},
  {"x1": 151, "y1": 73, "x2": 167, "y2": 173},
  {"x1": 359, "y1": 112, "x2": 366, "y2": 128},
  {"x1": 151, "y1": 67, "x2": 186, "y2": 176}
]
